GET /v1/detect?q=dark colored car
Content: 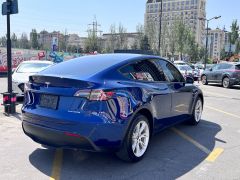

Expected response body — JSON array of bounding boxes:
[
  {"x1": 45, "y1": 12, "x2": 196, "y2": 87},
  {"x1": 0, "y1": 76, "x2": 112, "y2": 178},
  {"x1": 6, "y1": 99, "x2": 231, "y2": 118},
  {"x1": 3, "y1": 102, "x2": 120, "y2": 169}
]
[
  {"x1": 201, "y1": 62, "x2": 240, "y2": 88},
  {"x1": 22, "y1": 54, "x2": 204, "y2": 162}
]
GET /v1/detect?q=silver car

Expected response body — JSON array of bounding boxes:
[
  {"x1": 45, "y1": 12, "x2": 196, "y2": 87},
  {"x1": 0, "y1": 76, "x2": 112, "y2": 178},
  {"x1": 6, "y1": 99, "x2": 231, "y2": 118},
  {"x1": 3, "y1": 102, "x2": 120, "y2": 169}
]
[{"x1": 12, "y1": 60, "x2": 54, "y2": 97}]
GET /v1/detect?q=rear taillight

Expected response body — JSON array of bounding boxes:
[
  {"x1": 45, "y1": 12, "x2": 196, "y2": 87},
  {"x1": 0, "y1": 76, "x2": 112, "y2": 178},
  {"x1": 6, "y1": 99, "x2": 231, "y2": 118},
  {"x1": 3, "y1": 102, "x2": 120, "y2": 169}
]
[{"x1": 74, "y1": 89, "x2": 114, "y2": 101}]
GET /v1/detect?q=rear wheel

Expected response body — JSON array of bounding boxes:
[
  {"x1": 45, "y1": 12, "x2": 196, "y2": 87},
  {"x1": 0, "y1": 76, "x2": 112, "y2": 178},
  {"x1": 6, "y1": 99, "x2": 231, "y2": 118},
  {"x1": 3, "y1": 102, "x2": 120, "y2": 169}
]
[
  {"x1": 201, "y1": 75, "x2": 208, "y2": 85},
  {"x1": 116, "y1": 115, "x2": 150, "y2": 162},
  {"x1": 188, "y1": 97, "x2": 203, "y2": 125},
  {"x1": 222, "y1": 77, "x2": 232, "y2": 88}
]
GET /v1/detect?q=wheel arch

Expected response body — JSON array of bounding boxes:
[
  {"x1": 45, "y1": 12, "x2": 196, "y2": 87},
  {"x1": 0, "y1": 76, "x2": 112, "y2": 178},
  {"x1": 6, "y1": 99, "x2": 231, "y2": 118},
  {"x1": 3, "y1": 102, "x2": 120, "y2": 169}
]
[{"x1": 136, "y1": 108, "x2": 154, "y2": 136}]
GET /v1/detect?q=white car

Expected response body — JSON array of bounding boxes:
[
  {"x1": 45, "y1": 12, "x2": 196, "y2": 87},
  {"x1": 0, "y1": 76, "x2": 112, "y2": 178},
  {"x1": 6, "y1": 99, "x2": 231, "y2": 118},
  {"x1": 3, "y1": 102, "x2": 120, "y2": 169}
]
[
  {"x1": 176, "y1": 64, "x2": 194, "y2": 79},
  {"x1": 12, "y1": 60, "x2": 54, "y2": 97}
]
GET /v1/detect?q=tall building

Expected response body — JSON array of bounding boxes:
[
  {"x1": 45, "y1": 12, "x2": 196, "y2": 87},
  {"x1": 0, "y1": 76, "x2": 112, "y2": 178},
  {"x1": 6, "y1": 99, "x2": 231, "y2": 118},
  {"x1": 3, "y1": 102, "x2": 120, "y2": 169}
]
[{"x1": 144, "y1": 0, "x2": 206, "y2": 50}]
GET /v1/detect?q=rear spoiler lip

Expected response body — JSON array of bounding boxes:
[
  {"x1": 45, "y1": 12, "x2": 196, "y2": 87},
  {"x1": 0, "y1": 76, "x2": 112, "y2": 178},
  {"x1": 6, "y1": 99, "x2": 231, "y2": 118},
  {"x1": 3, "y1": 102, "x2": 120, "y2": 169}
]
[{"x1": 29, "y1": 75, "x2": 97, "y2": 89}]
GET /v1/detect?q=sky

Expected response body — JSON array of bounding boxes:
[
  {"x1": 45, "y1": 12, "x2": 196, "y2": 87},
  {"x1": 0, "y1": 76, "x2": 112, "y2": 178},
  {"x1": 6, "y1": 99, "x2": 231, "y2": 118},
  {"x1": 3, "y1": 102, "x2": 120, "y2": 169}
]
[{"x1": 0, "y1": 0, "x2": 239, "y2": 38}]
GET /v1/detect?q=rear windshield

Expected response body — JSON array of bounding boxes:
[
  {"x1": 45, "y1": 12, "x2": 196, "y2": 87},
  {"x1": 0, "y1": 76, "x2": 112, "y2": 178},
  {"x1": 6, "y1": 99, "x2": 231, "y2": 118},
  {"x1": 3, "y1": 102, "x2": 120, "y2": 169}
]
[
  {"x1": 39, "y1": 54, "x2": 140, "y2": 78},
  {"x1": 235, "y1": 65, "x2": 240, "y2": 70}
]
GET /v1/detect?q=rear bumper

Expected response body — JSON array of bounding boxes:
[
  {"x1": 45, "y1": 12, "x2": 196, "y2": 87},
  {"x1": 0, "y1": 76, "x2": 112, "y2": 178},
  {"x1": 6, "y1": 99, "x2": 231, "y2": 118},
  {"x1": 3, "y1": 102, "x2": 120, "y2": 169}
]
[
  {"x1": 22, "y1": 121, "x2": 99, "y2": 151},
  {"x1": 230, "y1": 78, "x2": 240, "y2": 85},
  {"x1": 22, "y1": 112, "x2": 128, "y2": 152}
]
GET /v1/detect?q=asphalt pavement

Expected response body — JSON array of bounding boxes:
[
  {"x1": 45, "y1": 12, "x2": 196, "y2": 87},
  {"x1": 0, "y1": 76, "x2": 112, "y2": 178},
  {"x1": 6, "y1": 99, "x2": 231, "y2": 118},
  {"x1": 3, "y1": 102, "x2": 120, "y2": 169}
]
[{"x1": 0, "y1": 77, "x2": 240, "y2": 180}]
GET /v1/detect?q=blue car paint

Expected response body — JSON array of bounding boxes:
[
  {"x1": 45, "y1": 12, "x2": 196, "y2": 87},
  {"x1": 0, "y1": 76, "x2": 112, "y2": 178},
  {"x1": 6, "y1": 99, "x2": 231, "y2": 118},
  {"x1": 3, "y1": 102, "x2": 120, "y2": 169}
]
[{"x1": 22, "y1": 54, "x2": 203, "y2": 152}]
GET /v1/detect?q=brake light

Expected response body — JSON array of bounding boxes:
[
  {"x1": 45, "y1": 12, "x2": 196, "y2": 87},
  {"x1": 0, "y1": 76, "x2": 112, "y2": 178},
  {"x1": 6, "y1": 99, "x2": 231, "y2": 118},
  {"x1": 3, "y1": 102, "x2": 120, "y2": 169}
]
[{"x1": 74, "y1": 89, "x2": 114, "y2": 101}]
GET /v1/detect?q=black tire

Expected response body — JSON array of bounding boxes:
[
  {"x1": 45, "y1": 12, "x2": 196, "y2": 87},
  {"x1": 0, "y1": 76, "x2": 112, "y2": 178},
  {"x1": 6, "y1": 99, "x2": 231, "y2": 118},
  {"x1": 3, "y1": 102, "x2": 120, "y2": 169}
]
[
  {"x1": 188, "y1": 97, "x2": 203, "y2": 125},
  {"x1": 201, "y1": 75, "x2": 208, "y2": 85},
  {"x1": 116, "y1": 114, "x2": 150, "y2": 162},
  {"x1": 222, "y1": 77, "x2": 232, "y2": 88}
]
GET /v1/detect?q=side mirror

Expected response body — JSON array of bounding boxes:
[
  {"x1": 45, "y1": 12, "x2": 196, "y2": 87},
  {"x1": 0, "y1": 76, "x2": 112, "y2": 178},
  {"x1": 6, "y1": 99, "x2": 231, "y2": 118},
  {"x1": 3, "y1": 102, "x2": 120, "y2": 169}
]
[{"x1": 185, "y1": 76, "x2": 194, "y2": 84}]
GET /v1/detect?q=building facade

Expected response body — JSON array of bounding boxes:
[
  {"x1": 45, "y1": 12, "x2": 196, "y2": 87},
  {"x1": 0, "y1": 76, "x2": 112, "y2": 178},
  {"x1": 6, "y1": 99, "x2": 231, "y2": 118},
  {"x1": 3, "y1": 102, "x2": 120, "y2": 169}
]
[
  {"x1": 35, "y1": 31, "x2": 65, "y2": 50},
  {"x1": 145, "y1": 0, "x2": 206, "y2": 50},
  {"x1": 102, "y1": 32, "x2": 141, "y2": 51},
  {"x1": 67, "y1": 34, "x2": 87, "y2": 50},
  {"x1": 206, "y1": 28, "x2": 228, "y2": 61}
]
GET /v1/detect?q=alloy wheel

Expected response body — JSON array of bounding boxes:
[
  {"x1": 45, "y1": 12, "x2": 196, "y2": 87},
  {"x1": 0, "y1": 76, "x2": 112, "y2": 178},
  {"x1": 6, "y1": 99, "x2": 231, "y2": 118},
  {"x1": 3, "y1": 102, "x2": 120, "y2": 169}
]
[
  {"x1": 194, "y1": 99, "x2": 202, "y2": 122},
  {"x1": 223, "y1": 77, "x2": 230, "y2": 88},
  {"x1": 131, "y1": 120, "x2": 150, "y2": 157}
]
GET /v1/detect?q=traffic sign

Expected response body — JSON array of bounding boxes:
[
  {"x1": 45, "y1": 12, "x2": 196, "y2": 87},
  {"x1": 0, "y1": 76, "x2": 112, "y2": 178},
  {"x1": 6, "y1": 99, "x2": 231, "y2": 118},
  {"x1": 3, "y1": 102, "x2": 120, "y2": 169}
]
[{"x1": 2, "y1": 0, "x2": 18, "y2": 15}]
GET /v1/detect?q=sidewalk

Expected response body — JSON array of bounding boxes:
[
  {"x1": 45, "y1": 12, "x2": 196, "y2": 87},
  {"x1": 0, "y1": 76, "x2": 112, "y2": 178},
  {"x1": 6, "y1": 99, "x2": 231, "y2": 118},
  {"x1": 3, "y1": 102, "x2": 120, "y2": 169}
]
[{"x1": 0, "y1": 105, "x2": 22, "y2": 122}]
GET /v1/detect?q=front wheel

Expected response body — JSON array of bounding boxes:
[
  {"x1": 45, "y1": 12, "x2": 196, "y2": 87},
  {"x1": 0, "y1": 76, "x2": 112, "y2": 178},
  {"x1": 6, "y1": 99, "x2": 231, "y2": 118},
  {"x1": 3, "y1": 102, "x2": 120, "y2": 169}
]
[{"x1": 116, "y1": 115, "x2": 150, "y2": 162}]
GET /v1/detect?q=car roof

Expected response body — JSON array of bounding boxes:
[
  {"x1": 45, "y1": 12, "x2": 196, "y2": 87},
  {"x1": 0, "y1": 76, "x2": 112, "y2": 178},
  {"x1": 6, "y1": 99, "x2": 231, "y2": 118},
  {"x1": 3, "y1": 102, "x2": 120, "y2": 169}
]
[{"x1": 37, "y1": 54, "x2": 161, "y2": 79}]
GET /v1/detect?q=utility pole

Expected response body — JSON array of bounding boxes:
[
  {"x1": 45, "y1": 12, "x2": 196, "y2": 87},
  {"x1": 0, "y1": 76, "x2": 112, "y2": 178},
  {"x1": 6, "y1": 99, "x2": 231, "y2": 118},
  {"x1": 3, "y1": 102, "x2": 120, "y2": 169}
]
[
  {"x1": 87, "y1": 16, "x2": 102, "y2": 52},
  {"x1": 65, "y1": 29, "x2": 68, "y2": 52}
]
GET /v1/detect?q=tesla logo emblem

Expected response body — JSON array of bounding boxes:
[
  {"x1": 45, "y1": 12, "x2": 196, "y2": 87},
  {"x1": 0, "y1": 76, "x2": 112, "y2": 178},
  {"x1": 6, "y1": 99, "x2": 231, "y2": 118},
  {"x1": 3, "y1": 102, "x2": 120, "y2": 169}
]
[{"x1": 45, "y1": 82, "x2": 50, "y2": 88}]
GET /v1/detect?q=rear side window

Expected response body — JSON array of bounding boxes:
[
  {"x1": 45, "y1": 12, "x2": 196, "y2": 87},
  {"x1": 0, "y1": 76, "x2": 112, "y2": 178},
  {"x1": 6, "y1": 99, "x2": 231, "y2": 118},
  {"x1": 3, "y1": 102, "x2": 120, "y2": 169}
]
[
  {"x1": 219, "y1": 64, "x2": 233, "y2": 70},
  {"x1": 120, "y1": 60, "x2": 166, "y2": 82}
]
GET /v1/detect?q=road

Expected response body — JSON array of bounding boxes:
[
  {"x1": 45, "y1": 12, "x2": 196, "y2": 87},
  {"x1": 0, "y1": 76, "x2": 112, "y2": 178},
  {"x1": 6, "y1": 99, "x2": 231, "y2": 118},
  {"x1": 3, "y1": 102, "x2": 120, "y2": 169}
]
[{"x1": 0, "y1": 77, "x2": 240, "y2": 180}]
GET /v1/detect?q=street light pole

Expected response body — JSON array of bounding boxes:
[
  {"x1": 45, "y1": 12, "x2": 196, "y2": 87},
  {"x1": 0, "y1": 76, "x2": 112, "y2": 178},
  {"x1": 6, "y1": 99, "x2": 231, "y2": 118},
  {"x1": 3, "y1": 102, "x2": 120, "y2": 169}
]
[
  {"x1": 204, "y1": 20, "x2": 209, "y2": 70},
  {"x1": 158, "y1": 0, "x2": 163, "y2": 56},
  {"x1": 199, "y1": 16, "x2": 221, "y2": 69}
]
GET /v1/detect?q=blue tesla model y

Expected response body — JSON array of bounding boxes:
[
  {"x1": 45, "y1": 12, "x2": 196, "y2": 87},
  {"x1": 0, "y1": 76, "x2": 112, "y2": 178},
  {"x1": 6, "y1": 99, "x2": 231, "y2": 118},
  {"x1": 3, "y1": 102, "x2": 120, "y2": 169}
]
[{"x1": 22, "y1": 54, "x2": 204, "y2": 162}]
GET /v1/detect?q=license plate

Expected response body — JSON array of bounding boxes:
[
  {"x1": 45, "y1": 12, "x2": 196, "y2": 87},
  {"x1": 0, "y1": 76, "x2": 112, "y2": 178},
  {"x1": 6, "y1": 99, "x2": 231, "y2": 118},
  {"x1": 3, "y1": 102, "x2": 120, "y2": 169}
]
[{"x1": 39, "y1": 94, "x2": 59, "y2": 109}]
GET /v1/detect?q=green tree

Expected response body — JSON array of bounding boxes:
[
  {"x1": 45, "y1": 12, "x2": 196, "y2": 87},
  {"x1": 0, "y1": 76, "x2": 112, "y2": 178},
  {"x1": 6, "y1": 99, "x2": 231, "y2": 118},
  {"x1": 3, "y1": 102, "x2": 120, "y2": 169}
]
[
  {"x1": 186, "y1": 33, "x2": 199, "y2": 63},
  {"x1": 167, "y1": 22, "x2": 178, "y2": 58},
  {"x1": 140, "y1": 35, "x2": 150, "y2": 51},
  {"x1": 107, "y1": 24, "x2": 117, "y2": 52},
  {"x1": 145, "y1": 21, "x2": 157, "y2": 53},
  {"x1": 220, "y1": 48, "x2": 227, "y2": 60},
  {"x1": 228, "y1": 20, "x2": 239, "y2": 53},
  {"x1": 30, "y1": 29, "x2": 39, "y2": 49},
  {"x1": 235, "y1": 41, "x2": 240, "y2": 54},
  {"x1": 11, "y1": 33, "x2": 18, "y2": 48},
  {"x1": 199, "y1": 47, "x2": 205, "y2": 61},
  {"x1": 19, "y1": 33, "x2": 30, "y2": 49},
  {"x1": 117, "y1": 23, "x2": 127, "y2": 49},
  {"x1": 85, "y1": 29, "x2": 98, "y2": 52},
  {"x1": 175, "y1": 20, "x2": 189, "y2": 60}
]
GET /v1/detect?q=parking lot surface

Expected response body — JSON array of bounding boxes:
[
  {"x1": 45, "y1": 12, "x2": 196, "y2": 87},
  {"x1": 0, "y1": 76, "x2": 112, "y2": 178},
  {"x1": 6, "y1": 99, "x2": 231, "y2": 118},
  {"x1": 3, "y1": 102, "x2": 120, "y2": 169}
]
[{"x1": 1, "y1": 77, "x2": 240, "y2": 180}]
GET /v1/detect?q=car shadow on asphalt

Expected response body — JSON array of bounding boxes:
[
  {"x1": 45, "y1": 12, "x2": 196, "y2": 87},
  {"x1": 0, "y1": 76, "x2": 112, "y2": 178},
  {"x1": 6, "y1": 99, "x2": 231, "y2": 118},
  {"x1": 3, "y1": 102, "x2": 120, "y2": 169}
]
[{"x1": 28, "y1": 119, "x2": 222, "y2": 180}]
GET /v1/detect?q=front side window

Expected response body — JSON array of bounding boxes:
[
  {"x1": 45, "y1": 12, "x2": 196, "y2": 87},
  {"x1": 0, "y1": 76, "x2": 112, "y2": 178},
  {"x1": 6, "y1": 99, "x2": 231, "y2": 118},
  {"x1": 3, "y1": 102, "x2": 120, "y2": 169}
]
[
  {"x1": 158, "y1": 60, "x2": 185, "y2": 82},
  {"x1": 211, "y1": 64, "x2": 220, "y2": 71},
  {"x1": 119, "y1": 60, "x2": 166, "y2": 82}
]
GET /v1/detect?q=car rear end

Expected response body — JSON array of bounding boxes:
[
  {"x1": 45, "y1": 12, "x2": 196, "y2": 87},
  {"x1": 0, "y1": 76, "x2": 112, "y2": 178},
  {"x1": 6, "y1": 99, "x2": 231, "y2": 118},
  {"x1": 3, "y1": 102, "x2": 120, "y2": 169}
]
[
  {"x1": 230, "y1": 64, "x2": 240, "y2": 85},
  {"x1": 22, "y1": 75, "x2": 134, "y2": 152}
]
